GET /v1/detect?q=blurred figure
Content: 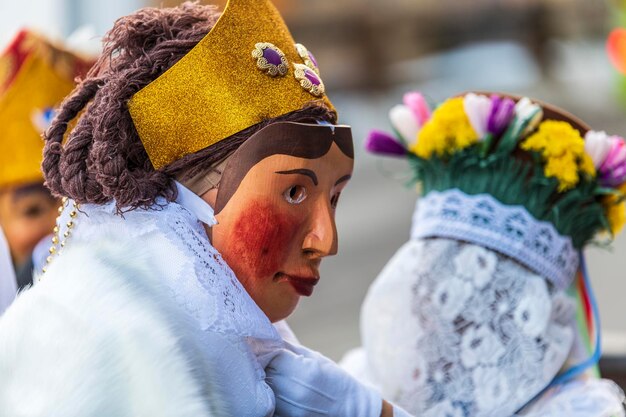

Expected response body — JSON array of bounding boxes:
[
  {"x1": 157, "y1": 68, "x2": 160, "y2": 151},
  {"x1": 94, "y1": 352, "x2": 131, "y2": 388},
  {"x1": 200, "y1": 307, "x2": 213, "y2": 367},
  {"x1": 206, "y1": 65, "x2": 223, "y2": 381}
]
[
  {"x1": 0, "y1": 29, "x2": 91, "y2": 314},
  {"x1": 345, "y1": 92, "x2": 626, "y2": 416}
]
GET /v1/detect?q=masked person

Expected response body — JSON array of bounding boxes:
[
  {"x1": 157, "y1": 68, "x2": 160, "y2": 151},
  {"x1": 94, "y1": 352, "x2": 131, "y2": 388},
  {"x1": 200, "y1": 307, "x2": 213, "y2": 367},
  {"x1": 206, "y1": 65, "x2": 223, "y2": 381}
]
[
  {"x1": 0, "y1": 2, "x2": 411, "y2": 416},
  {"x1": 0, "y1": 29, "x2": 91, "y2": 314},
  {"x1": 342, "y1": 91, "x2": 626, "y2": 416}
]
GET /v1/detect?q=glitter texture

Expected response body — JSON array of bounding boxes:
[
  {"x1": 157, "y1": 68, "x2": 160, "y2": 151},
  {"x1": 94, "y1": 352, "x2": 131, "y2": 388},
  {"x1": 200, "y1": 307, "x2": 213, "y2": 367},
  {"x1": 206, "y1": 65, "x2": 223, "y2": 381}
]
[
  {"x1": 128, "y1": 0, "x2": 335, "y2": 170},
  {"x1": 0, "y1": 30, "x2": 91, "y2": 188}
]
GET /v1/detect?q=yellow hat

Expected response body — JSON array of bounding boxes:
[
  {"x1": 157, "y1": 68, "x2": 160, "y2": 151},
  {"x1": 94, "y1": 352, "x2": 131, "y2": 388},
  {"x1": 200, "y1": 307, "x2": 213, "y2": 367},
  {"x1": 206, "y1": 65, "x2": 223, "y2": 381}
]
[
  {"x1": 128, "y1": 0, "x2": 335, "y2": 170},
  {"x1": 0, "y1": 29, "x2": 91, "y2": 188}
]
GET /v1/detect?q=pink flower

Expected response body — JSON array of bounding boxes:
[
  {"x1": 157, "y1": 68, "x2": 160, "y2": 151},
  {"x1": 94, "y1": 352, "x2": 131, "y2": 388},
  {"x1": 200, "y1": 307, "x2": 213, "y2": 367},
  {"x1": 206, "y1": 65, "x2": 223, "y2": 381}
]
[
  {"x1": 403, "y1": 91, "x2": 431, "y2": 127},
  {"x1": 599, "y1": 136, "x2": 626, "y2": 186}
]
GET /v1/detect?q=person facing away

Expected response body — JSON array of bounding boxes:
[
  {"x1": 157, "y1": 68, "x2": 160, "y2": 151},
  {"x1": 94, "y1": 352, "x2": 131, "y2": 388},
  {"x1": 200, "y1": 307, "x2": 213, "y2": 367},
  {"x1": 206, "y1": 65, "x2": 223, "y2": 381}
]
[
  {"x1": 0, "y1": 29, "x2": 91, "y2": 314},
  {"x1": 342, "y1": 91, "x2": 626, "y2": 417}
]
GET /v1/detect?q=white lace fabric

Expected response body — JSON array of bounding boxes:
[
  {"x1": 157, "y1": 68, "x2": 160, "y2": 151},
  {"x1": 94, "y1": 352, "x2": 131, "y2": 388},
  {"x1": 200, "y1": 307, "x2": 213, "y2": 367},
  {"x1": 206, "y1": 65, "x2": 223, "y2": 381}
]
[
  {"x1": 519, "y1": 378, "x2": 625, "y2": 417},
  {"x1": 54, "y1": 198, "x2": 282, "y2": 416},
  {"x1": 59, "y1": 199, "x2": 278, "y2": 341},
  {"x1": 412, "y1": 189, "x2": 579, "y2": 291},
  {"x1": 345, "y1": 189, "x2": 625, "y2": 417},
  {"x1": 358, "y1": 238, "x2": 577, "y2": 417}
]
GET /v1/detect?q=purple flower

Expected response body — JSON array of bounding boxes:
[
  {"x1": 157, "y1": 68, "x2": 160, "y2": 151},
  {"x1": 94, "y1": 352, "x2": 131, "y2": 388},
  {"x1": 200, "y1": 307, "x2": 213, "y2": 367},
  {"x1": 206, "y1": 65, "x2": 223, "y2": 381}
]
[
  {"x1": 487, "y1": 95, "x2": 515, "y2": 136},
  {"x1": 365, "y1": 129, "x2": 407, "y2": 157},
  {"x1": 599, "y1": 136, "x2": 626, "y2": 186}
]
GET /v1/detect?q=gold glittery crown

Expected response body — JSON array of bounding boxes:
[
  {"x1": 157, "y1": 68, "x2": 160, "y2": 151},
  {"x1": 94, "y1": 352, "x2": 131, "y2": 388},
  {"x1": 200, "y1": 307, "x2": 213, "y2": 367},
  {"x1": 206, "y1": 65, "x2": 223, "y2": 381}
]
[
  {"x1": 128, "y1": 0, "x2": 334, "y2": 170},
  {"x1": 0, "y1": 29, "x2": 91, "y2": 188}
]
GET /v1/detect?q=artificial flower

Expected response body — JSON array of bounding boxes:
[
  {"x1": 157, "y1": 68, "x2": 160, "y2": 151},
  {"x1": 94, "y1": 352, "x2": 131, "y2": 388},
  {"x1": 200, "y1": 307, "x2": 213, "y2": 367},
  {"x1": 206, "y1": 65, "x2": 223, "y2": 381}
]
[
  {"x1": 514, "y1": 97, "x2": 543, "y2": 137},
  {"x1": 365, "y1": 129, "x2": 407, "y2": 157},
  {"x1": 463, "y1": 93, "x2": 491, "y2": 139},
  {"x1": 599, "y1": 136, "x2": 626, "y2": 186},
  {"x1": 411, "y1": 97, "x2": 479, "y2": 158},
  {"x1": 487, "y1": 95, "x2": 515, "y2": 136},
  {"x1": 580, "y1": 153, "x2": 597, "y2": 177},
  {"x1": 522, "y1": 120, "x2": 592, "y2": 191},
  {"x1": 584, "y1": 130, "x2": 613, "y2": 168},
  {"x1": 389, "y1": 104, "x2": 420, "y2": 144},
  {"x1": 403, "y1": 91, "x2": 431, "y2": 127},
  {"x1": 544, "y1": 153, "x2": 579, "y2": 191},
  {"x1": 603, "y1": 182, "x2": 626, "y2": 235}
]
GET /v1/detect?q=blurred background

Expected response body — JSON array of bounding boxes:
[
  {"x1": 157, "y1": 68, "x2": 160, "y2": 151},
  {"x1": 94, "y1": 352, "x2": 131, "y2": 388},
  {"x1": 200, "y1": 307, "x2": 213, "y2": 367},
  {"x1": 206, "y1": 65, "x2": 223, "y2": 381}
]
[{"x1": 2, "y1": 0, "x2": 626, "y2": 382}]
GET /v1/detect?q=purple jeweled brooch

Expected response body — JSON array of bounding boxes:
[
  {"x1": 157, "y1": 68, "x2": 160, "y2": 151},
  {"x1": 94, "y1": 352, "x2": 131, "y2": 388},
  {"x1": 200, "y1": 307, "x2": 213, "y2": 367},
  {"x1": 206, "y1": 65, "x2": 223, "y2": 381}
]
[
  {"x1": 252, "y1": 42, "x2": 288, "y2": 77},
  {"x1": 293, "y1": 63, "x2": 325, "y2": 96},
  {"x1": 295, "y1": 43, "x2": 319, "y2": 74}
]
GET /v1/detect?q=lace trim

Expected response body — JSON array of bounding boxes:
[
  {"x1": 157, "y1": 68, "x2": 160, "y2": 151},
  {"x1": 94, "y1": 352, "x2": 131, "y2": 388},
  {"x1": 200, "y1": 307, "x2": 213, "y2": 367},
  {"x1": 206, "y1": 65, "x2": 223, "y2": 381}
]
[
  {"x1": 62, "y1": 200, "x2": 279, "y2": 342},
  {"x1": 411, "y1": 189, "x2": 579, "y2": 290}
]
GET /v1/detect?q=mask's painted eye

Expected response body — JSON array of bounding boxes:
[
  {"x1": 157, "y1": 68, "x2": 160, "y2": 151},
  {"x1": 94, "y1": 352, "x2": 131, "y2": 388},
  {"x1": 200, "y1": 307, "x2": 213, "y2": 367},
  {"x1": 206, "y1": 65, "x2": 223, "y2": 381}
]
[
  {"x1": 330, "y1": 192, "x2": 341, "y2": 209},
  {"x1": 283, "y1": 185, "x2": 307, "y2": 204}
]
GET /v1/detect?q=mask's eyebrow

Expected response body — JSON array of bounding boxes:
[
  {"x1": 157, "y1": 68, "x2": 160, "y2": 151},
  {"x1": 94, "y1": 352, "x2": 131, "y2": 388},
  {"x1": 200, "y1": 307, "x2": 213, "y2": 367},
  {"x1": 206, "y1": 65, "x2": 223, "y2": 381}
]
[
  {"x1": 335, "y1": 174, "x2": 351, "y2": 186},
  {"x1": 275, "y1": 169, "x2": 318, "y2": 186}
]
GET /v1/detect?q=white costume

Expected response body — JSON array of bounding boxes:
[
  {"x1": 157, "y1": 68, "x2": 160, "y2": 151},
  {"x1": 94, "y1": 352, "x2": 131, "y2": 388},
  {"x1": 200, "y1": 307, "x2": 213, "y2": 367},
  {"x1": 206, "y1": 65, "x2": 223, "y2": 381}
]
[
  {"x1": 342, "y1": 190, "x2": 625, "y2": 417},
  {"x1": 0, "y1": 227, "x2": 17, "y2": 315},
  {"x1": 0, "y1": 184, "x2": 283, "y2": 416}
]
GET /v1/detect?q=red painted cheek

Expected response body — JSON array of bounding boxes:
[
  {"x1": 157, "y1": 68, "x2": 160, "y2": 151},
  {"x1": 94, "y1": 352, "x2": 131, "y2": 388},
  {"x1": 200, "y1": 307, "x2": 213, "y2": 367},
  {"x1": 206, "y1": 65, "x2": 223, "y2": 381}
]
[{"x1": 223, "y1": 200, "x2": 301, "y2": 282}]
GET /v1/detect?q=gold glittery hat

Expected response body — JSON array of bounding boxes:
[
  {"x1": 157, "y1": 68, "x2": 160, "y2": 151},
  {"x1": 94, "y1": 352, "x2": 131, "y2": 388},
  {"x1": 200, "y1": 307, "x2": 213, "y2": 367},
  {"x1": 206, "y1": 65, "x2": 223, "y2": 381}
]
[
  {"x1": 128, "y1": 0, "x2": 334, "y2": 170},
  {"x1": 0, "y1": 29, "x2": 92, "y2": 188}
]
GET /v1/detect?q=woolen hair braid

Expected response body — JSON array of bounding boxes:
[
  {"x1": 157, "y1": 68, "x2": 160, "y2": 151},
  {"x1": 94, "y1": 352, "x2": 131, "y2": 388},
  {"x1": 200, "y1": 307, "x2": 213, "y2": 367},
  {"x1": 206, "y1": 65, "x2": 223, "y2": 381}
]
[{"x1": 42, "y1": 1, "x2": 336, "y2": 212}]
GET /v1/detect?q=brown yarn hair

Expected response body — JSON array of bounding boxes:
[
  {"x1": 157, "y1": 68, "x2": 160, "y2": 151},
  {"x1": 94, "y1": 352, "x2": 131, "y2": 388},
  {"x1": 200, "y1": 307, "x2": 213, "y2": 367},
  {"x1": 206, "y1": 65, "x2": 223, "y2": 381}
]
[{"x1": 42, "y1": 1, "x2": 336, "y2": 212}]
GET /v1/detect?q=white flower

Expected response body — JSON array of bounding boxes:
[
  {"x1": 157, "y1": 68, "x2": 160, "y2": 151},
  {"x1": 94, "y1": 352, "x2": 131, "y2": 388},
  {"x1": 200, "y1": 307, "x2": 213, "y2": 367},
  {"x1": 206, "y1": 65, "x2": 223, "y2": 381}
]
[
  {"x1": 463, "y1": 93, "x2": 491, "y2": 139},
  {"x1": 453, "y1": 245, "x2": 498, "y2": 289},
  {"x1": 584, "y1": 130, "x2": 613, "y2": 168},
  {"x1": 389, "y1": 104, "x2": 420, "y2": 144},
  {"x1": 514, "y1": 97, "x2": 543, "y2": 136},
  {"x1": 432, "y1": 277, "x2": 473, "y2": 320},
  {"x1": 472, "y1": 366, "x2": 510, "y2": 411},
  {"x1": 513, "y1": 277, "x2": 551, "y2": 337},
  {"x1": 460, "y1": 325, "x2": 505, "y2": 368}
]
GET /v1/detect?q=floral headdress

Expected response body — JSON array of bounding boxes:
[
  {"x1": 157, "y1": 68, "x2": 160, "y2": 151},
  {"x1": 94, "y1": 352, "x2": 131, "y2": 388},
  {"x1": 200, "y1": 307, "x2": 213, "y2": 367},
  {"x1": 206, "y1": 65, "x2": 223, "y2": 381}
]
[
  {"x1": 367, "y1": 91, "x2": 625, "y2": 385},
  {"x1": 366, "y1": 92, "x2": 626, "y2": 248}
]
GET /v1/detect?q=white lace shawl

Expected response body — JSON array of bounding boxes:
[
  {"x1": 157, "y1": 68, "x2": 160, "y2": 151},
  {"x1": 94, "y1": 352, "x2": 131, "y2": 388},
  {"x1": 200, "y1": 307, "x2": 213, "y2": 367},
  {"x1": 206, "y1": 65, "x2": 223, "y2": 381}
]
[
  {"x1": 49, "y1": 184, "x2": 283, "y2": 416},
  {"x1": 341, "y1": 193, "x2": 626, "y2": 417}
]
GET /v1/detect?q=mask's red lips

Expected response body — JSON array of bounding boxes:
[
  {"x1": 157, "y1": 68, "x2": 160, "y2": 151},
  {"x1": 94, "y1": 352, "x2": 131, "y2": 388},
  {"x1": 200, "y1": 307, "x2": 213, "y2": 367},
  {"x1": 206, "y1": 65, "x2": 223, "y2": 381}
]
[{"x1": 276, "y1": 273, "x2": 320, "y2": 297}]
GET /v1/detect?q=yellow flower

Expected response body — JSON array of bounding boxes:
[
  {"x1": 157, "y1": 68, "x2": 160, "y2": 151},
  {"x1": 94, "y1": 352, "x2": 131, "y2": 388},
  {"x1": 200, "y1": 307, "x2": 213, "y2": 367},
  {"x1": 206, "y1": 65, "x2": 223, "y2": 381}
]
[
  {"x1": 544, "y1": 153, "x2": 579, "y2": 192},
  {"x1": 604, "y1": 183, "x2": 626, "y2": 236},
  {"x1": 521, "y1": 120, "x2": 595, "y2": 192},
  {"x1": 411, "y1": 97, "x2": 478, "y2": 158},
  {"x1": 579, "y1": 153, "x2": 596, "y2": 177}
]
